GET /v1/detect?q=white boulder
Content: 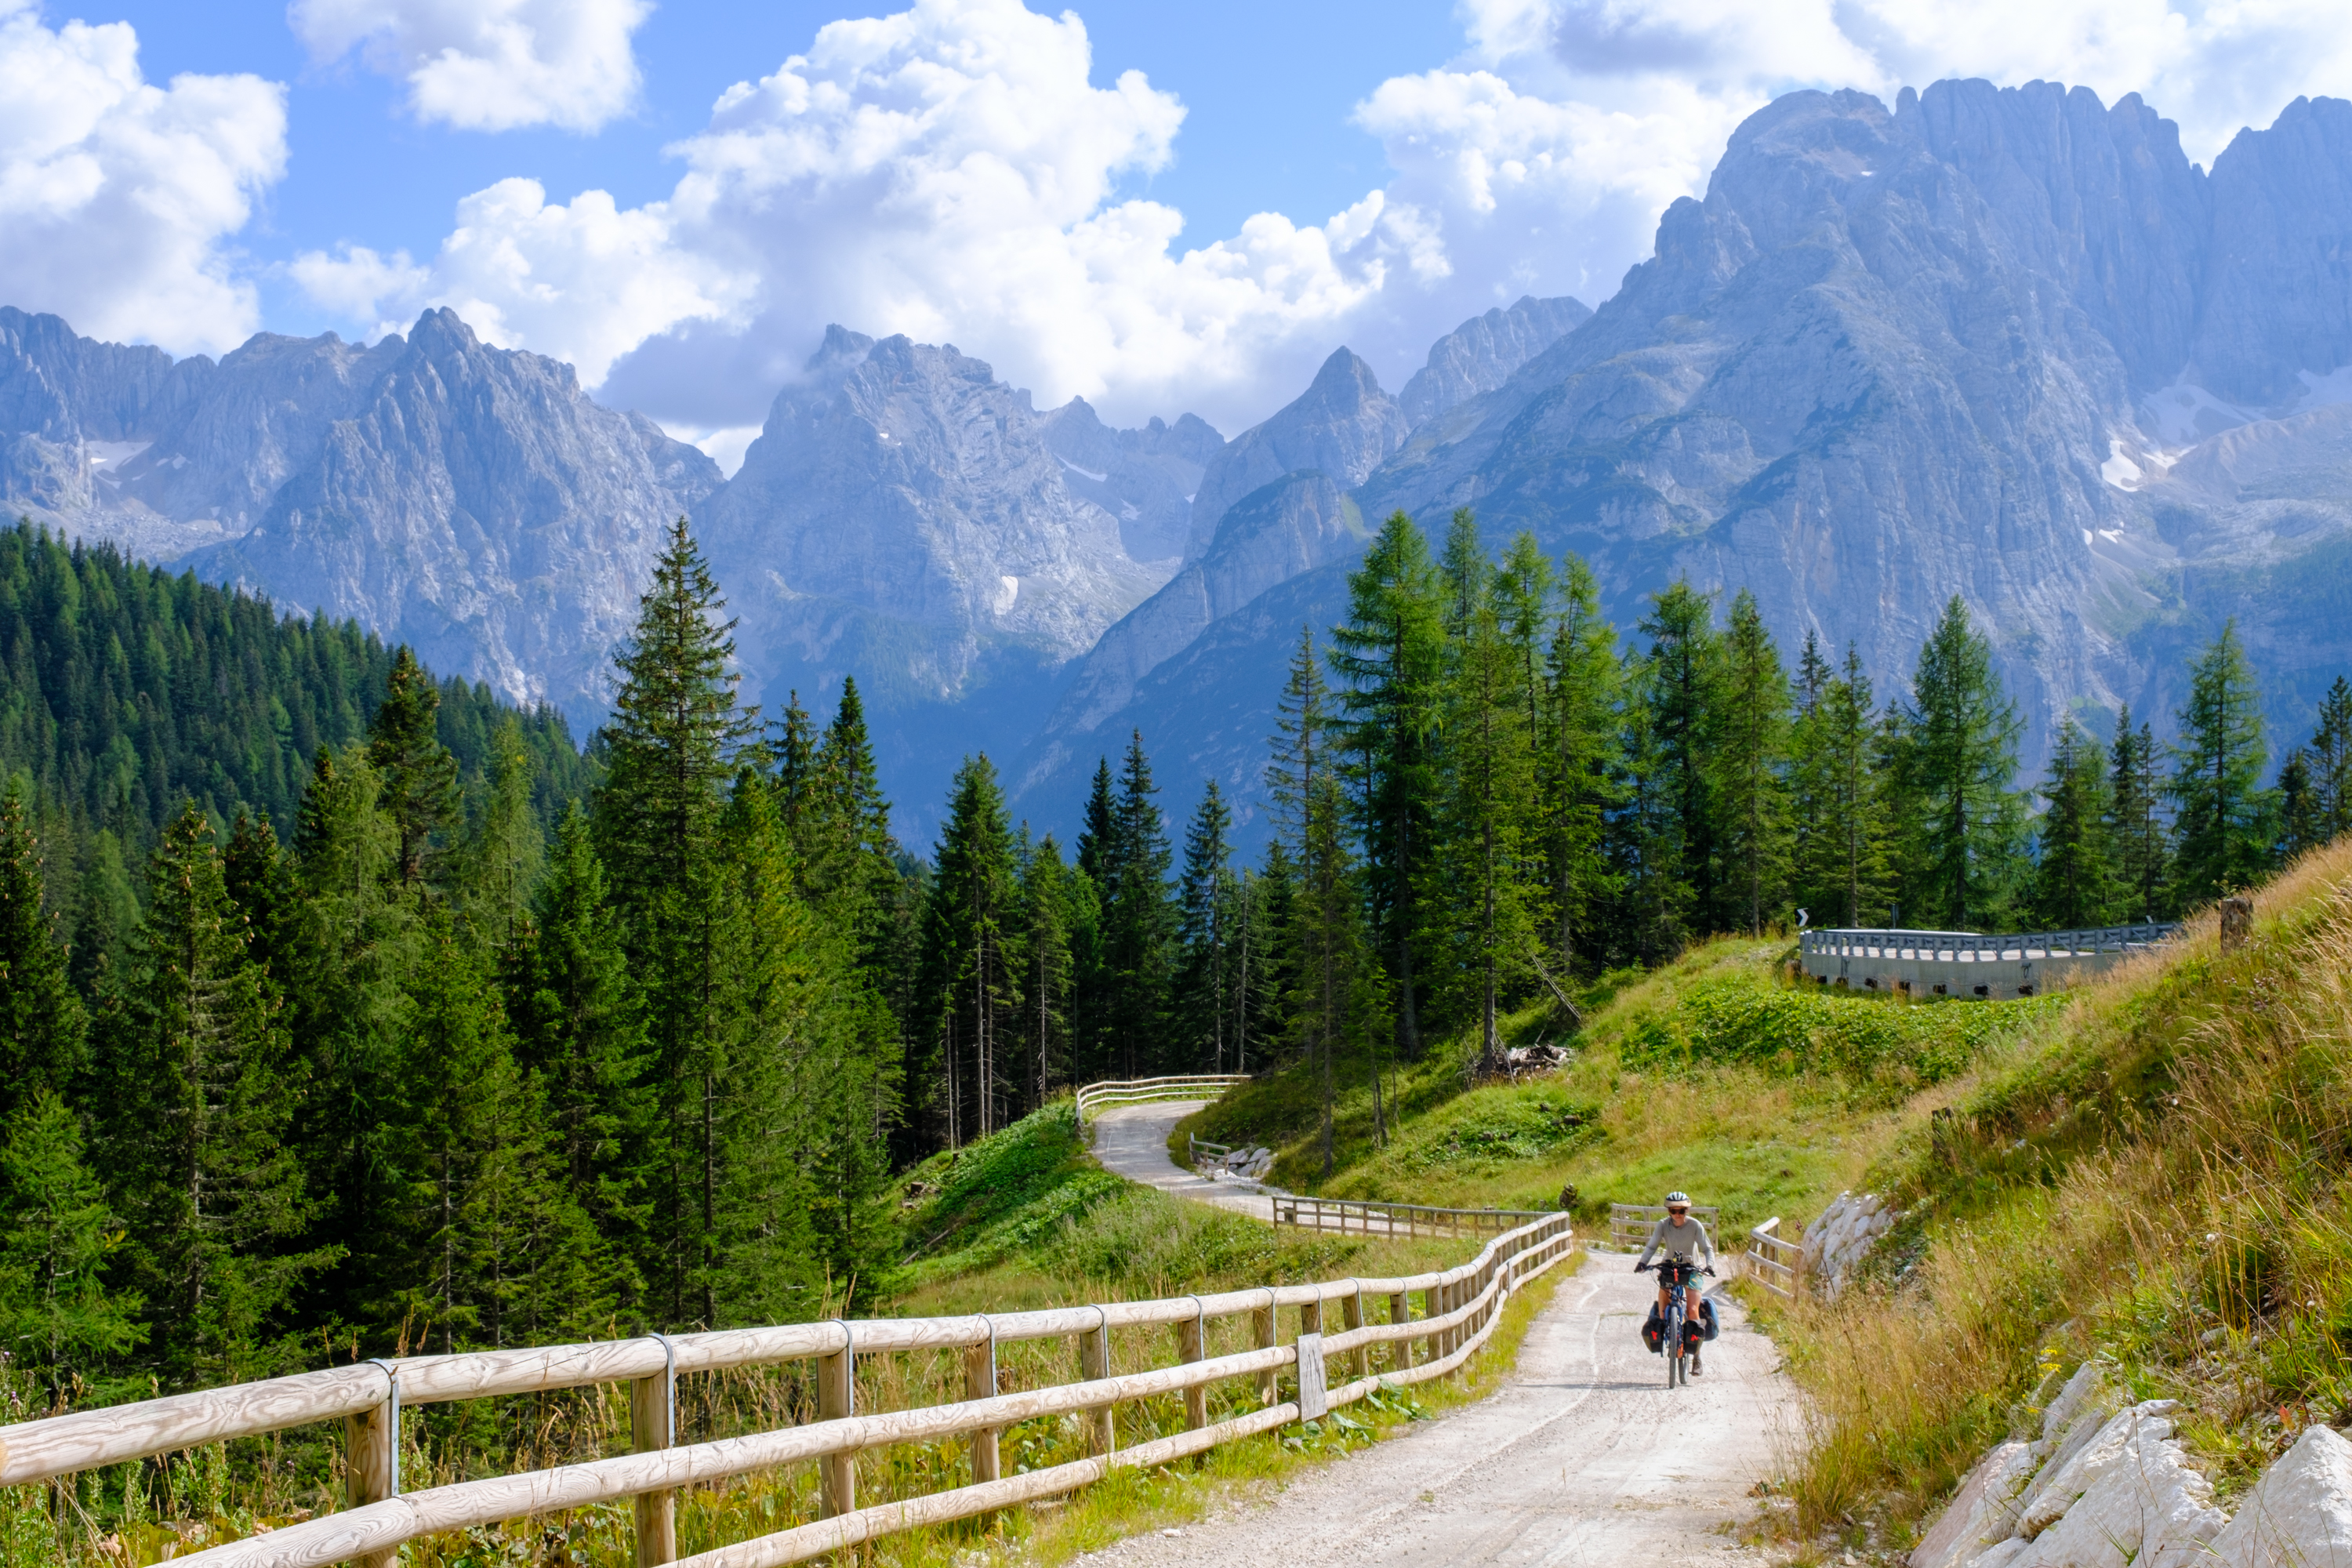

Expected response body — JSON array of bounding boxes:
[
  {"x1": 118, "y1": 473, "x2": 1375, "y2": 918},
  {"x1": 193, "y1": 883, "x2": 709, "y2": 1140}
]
[
  {"x1": 1911, "y1": 1441, "x2": 2039, "y2": 1568},
  {"x1": 2040, "y1": 1360, "x2": 2112, "y2": 1442},
  {"x1": 2010, "y1": 1436, "x2": 2225, "y2": 1568},
  {"x1": 2206, "y1": 1424, "x2": 2352, "y2": 1568},
  {"x1": 2016, "y1": 1402, "x2": 2180, "y2": 1537}
]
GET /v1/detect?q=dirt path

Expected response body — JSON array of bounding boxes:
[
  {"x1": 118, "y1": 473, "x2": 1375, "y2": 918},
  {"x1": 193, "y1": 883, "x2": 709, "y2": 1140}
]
[
  {"x1": 1087, "y1": 1101, "x2": 1276, "y2": 1222},
  {"x1": 1073, "y1": 1254, "x2": 1793, "y2": 1566}
]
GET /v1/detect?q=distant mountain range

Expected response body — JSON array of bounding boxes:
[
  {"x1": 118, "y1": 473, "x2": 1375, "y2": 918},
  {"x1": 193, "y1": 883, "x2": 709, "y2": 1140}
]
[{"x1": 10, "y1": 78, "x2": 2352, "y2": 843}]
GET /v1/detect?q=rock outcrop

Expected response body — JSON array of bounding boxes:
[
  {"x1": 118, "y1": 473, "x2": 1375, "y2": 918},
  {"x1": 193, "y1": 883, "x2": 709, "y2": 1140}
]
[
  {"x1": 0, "y1": 307, "x2": 719, "y2": 727},
  {"x1": 1037, "y1": 397, "x2": 1223, "y2": 564},
  {"x1": 1913, "y1": 1361, "x2": 2237, "y2": 1568},
  {"x1": 695, "y1": 328, "x2": 1178, "y2": 827},
  {"x1": 1397, "y1": 295, "x2": 1592, "y2": 428},
  {"x1": 1803, "y1": 1191, "x2": 1900, "y2": 1295},
  {"x1": 1183, "y1": 348, "x2": 1410, "y2": 558}
]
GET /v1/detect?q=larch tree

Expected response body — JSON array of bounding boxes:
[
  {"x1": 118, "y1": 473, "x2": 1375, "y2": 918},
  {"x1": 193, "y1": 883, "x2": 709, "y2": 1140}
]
[{"x1": 1893, "y1": 597, "x2": 2024, "y2": 930}]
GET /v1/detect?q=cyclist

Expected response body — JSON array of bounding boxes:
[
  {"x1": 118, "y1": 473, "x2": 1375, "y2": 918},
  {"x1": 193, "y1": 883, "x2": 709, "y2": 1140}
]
[{"x1": 1634, "y1": 1191, "x2": 1716, "y2": 1374}]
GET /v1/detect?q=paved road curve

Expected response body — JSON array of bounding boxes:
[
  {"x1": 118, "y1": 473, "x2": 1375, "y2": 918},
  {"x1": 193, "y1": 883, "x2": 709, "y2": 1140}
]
[
  {"x1": 1087, "y1": 1100, "x2": 1277, "y2": 1222},
  {"x1": 1073, "y1": 1254, "x2": 1790, "y2": 1566}
]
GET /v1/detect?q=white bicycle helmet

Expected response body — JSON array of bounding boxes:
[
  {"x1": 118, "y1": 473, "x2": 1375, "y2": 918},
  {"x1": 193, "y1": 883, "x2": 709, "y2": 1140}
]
[{"x1": 1664, "y1": 1191, "x2": 1691, "y2": 1207}]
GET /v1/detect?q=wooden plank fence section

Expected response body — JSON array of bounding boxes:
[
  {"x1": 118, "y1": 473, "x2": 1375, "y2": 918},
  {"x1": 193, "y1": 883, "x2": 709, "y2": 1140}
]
[
  {"x1": 1273, "y1": 1196, "x2": 1554, "y2": 1239},
  {"x1": 0, "y1": 1076, "x2": 1577, "y2": 1568},
  {"x1": 1073, "y1": 1074, "x2": 1250, "y2": 1120},
  {"x1": 1744, "y1": 1218, "x2": 1806, "y2": 1301},
  {"x1": 1605, "y1": 1203, "x2": 1720, "y2": 1252}
]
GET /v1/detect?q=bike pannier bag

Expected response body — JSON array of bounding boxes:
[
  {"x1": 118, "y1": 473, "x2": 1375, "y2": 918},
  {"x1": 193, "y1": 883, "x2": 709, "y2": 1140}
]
[
  {"x1": 1642, "y1": 1308, "x2": 1664, "y2": 1354},
  {"x1": 1701, "y1": 1299, "x2": 1719, "y2": 1341}
]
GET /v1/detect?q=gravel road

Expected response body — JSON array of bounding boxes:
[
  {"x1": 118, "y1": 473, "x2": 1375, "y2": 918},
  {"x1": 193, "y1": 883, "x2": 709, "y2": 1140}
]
[
  {"x1": 1087, "y1": 1100, "x2": 1277, "y2": 1221},
  {"x1": 1075, "y1": 1100, "x2": 1795, "y2": 1566}
]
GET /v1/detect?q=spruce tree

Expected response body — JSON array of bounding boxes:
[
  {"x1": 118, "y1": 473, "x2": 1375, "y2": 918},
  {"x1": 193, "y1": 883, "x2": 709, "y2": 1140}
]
[
  {"x1": 1101, "y1": 733, "x2": 1175, "y2": 1080},
  {"x1": 1270, "y1": 626, "x2": 1379, "y2": 1169},
  {"x1": 2278, "y1": 750, "x2": 2323, "y2": 859},
  {"x1": 920, "y1": 758, "x2": 1019, "y2": 1145},
  {"x1": 102, "y1": 804, "x2": 332, "y2": 1385},
  {"x1": 2107, "y1": 706, "x2": 2170, "y2": 920},
  {"x1": 593, "y1": 518, "x2": 758, "y2": 1326},
  {"x1": 368, "y1": 648, "x2": 461, "y2": 888},
  {"x1": 1175, "y1": 782, "x2": 1235, "y2": 1073},
  {"x1": 1076, "y1": 760, "x2": 1116, "y2": 884},
  {"x1": 510, "y1": 807, "x2": 649, "y2": 1285},
  {"x1": 1018, "y1": 837, "x2": 1079, "y2": 1100},
  {"x1": 1542, "y1": 555, "x2": 1621, "y2": 967},
  {"x1": 0, "y1": 792, "x2": 85, "y2": 1115},
  {"x1": 0, "y1": 1091, "x2": 145, "y2": 1394},
  {"x1": 2168, "y1": 621, "x2": 2275, "y2": 904},
  {"x1": 465, "y1": 718, "x2": 543, "y2": 950},
  {"x1": 1709, "y1": 590, "x2": 1791, "y2": 933},
  {"x1": 1893, "y1": 597, "x2": 2024, "y2": 929},
  {"x1": 2304, "y1": 676, "x2": 2352, "y2": 843},
  {"x1": 1329, "y1": 513, "x2": 1445, "y2": 1062},
  {"x1": 1432, "y1": 561, "x2": 1544, "y2": 1073},
  {"x1": 1634, "y1": 583, "x2": 1720, "y2": 931},
  {"x1": 2030, "y1": 721, "x2": 2119, "y2": 927}
]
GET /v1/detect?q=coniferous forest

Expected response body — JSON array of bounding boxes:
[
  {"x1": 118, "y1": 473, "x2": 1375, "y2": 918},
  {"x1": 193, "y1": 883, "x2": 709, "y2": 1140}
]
[{"x1": 0, "y1": 507, "x2": 2340, "y2": 1403}]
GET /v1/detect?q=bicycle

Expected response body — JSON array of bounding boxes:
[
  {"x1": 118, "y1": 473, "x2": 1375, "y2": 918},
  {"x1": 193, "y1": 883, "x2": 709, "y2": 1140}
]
[{"x1": 1638, "y1": 1258, "x2": 1712, "y2": 1388}]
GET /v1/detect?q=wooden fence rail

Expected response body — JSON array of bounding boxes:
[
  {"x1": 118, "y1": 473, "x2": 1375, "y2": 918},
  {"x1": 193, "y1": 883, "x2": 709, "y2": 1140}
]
[
  {"x1": 1604, "y1": 1203, "x2": 1721, "y2": 1252},
  {"x1": 1744, "y1": 1217, "x2": 1806, "y2": 1301},
  {"x1": 1074, "y1": 1074, "x2": 1252, "y2": 1120},
  {"x1": 0, "y1": 1069, "x2": 1572, "y2": 1568},
  {"x1": 16, "y1": 1213, "x2": 1573, "y2": 1568},
  {"x1": 1273, "y1": 1196, "x2": 1555, "y2": 1239}
]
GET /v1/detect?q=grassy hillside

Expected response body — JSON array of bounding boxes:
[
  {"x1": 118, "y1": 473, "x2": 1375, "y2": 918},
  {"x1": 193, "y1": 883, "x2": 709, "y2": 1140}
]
[
  {"x1": 1178, "y1": 937, "x2": 2060, "y2": 1237},
  {"x1": 1752, "y1": 839, "x2": 2352, "y2": 1560}
]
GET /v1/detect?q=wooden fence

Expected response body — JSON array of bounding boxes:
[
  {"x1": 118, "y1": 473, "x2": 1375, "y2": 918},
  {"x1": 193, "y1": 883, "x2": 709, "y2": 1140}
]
[
  {"x1": 0, "y1": 1220, "x2": 1573, "y2": 1568},
  {"x1": 1744, "y1": 1217, "x2": 1806, "y2": 1301},
  {"x1": 1605, "y1": 1203, "x2": 1721, "y2": 1251},
  {"x1": 1074, "y1": 1074, "x2": 1251, "y2": 1120},
  {"x1": 1272, "y1": 1196, "x2": 1555, "y2": 1240}
]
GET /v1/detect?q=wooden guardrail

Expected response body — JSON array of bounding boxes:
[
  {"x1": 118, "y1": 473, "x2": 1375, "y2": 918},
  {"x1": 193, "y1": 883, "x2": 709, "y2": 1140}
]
[
  {"x1": 1745, "y1": 1216, "x2": 1805, "y2": 1301},
  {"x1": 0, "y1": 1213, "x2": 1575, "y2": 1568},
  {"x1": 1606, "y1": 1202, "x2": 1720, "y2": 1251},
  {"x1": 1074, "y1": 1074, "x2": 1252, "y2": 1120},
  {"x1": 1273, "y1": 1196, "x2": 1555, "y2": 1239}
]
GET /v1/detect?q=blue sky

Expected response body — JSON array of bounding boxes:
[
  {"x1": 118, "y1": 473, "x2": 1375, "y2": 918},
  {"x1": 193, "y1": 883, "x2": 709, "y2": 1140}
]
[
  {"x1": 5, "y1": 0, "x2": 2349, "y2": 466},
  {"x1": 108, "y1": 0, "x2": 1465, "y2": 339}
]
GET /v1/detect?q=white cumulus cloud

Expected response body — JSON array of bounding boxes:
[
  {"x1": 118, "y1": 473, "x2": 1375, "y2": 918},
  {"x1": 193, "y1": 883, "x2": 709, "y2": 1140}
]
[
  {"x1": 0, "y1": 0, "x2": 285, "y2": 354},
  {"x1": 289, "y1": 0, "x2": 649, "y2": 132}
]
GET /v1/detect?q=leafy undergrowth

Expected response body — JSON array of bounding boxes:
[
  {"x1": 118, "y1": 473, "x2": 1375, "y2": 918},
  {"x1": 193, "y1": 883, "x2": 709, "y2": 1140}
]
[
  {"x1": 1176, "y1": 936, "x2": 2056, "y2": 1239},
  {"x1": 1758, "y1": 836, "x2": 2352, "y2": 1563}
]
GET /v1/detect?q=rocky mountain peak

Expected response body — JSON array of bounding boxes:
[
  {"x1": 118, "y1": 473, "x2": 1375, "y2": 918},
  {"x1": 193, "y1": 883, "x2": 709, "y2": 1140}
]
[
  {"x1": 1185, "y1": 346, "x2": 1409, "y2": 557},
  {"x1": 1399, "y1": 296, "x2": 1592, "y2": 427}
]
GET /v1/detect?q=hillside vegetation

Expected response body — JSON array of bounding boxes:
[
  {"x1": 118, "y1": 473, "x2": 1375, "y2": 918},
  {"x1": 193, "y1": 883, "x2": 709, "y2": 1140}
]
[
  {"x1": 1751, "y1": 839, "x2": 2352, "y2": 1558},
  {"x1": 1178, "y1": 936, "x2": 2060, "y2": 1236}
]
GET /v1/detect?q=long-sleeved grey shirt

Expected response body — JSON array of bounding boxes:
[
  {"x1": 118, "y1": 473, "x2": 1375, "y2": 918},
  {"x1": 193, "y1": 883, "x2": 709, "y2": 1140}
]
[{"x1": 1635, "y1": 1214, "x2": 1715, "y2": 1269}]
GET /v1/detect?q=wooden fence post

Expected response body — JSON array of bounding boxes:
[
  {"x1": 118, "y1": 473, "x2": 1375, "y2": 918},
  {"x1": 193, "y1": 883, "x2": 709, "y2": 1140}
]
[
  {"x1": 1342, "y1": 1284, "x2": 1365, "y2": 1379},
  {"x1": 1252, "y1": 1290, "x2": 1278, "y2": 1405},
  {"x1": 630, "y1": 1336, "x2": 677, "y2": 1568},
  {"x1": 818, "y1": 1324, "x2": 855, "y2": 1519},
  {"x1": 1178, "y1": 1299, "x2": 1207, "y2": 1432},
  {"x1": 1079, "y1": 1309, "x2": 1115, "y2": 1456},
  {"x1": 1391, "y1": 1290, "x2": 1412, "y2": 1369},
  {"x1": 347, "y1": 1362, "x2": 399, "y2": 1568},
  {"x1": 965, "y1": 1319, "x2": 999, "y2": 1484}
]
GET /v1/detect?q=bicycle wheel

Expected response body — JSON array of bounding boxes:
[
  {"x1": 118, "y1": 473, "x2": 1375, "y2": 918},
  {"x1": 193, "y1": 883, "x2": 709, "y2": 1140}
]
[{"x1": 1666, "y1": 1305, "x2": 1683, "y2": 1388}]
